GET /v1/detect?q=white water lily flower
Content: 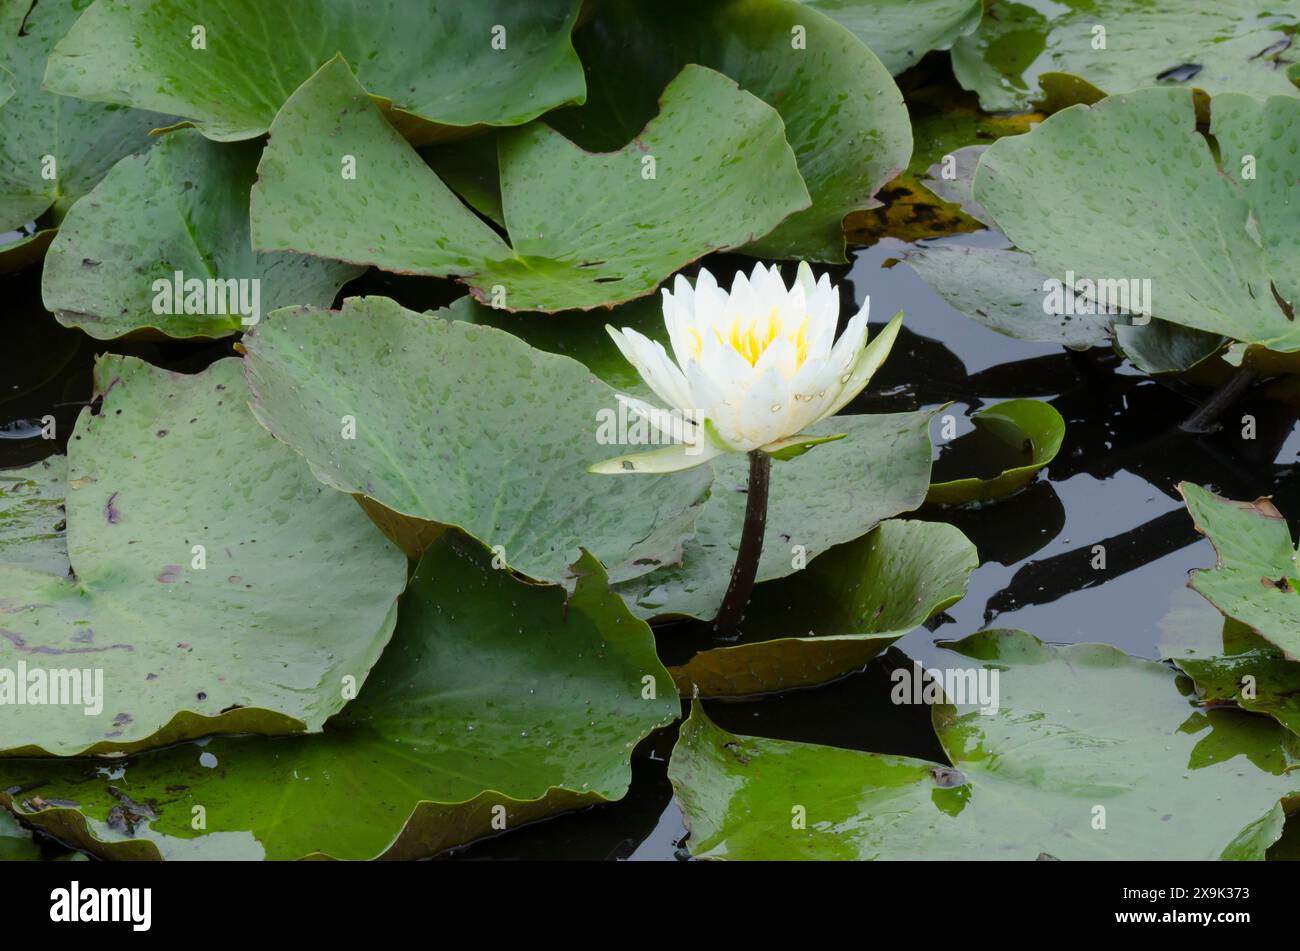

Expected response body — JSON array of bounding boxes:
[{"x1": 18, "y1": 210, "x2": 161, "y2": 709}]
[{"x1": 591, "y1": 262, "x2": 902, "y2": 473}]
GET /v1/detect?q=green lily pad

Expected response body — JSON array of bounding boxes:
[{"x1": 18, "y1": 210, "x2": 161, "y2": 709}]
[
  {"x1": 906, "y1": 243, "x2": 1113, "y2": 348},
  {"x1": 669, "y1": 630, "x2": 1300, "y2": 860},
  {"x1": 926, "y1": 399, "x2": 1063, "y2": 506},
  {"x1": 951, "y1": 0, "x2": 1300, "y2": 113},
  {"x1": 975, "y1": 88, "x2": 1300, "y2": 353},
  {"x1": 0, "y1": 809, "x2": 40, "y2": 860},
  {"x1": 1166, "y1": 618, "x2": 1300, "y2": 739},
  {"x1": 43, "y1": 0, "x2": 586, "y2": 144},
  {"x1": 804, "y1": 0, "x2": 983, "y2": 74},
  {"x1": 548, "y1": 0, "x2": 910, "y2": 263},
  {"x1": 242, "y1": 296, "x2": 711, "y2": 585},
  {"x1": 1181, "y1": 482, "x2": 1300, "y2": 662},
  {"x1": 0, "y1": 456, "x2": 67, "y2": 575},
  {"x1": 0, "y1": 355, "x2": 406, "y2": 756},
  {"x1": 669, "y1": 519, "x2": 977, "y2": 696},
  {"x1": 1113, "y1": 320, "x2": 1224, "y2": 375},
  {"x1": 0, "y1": 533, "x2": 678, "y2": 860},
  {"x1": 441, "y1": 295, "x2": 665, "y2": 400},
  {"x1": 0, "y1": 0, "x2": 171, "y2": 269},
  {"x1": 42, "y1": 128, "x2": 360, "y2": 340},
  {"x1": 617, "y1": 410, "x2": 936, "y2": 620},
  {"x1": 251, "y1": 57, "x2": 809, "y2": 312}
]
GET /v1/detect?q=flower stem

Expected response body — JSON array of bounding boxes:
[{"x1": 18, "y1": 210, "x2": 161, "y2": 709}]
[{"x1": 713, "y1": 450, "x2": 771, "y2": 640}]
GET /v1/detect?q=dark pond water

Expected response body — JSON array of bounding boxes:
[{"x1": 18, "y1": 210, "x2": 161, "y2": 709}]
[{"x1": 6, "y1": 224, "x2": 1295, "y2": 860}]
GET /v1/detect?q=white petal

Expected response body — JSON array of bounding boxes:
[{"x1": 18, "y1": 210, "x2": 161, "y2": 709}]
[
  {"x1": 589, "y1": 441, "x2": 724, "y2": 474},
  {"x1": 736, "y1": 363, "x2": 798, "y2": 448},
  {"x1": 795, "y1": 261, "x2": 816, "y2": 296},
  {"x1": 616, "y1": 392, "x2": 699, "y2": 444},
  {"x1": 608, "y1": 325, "x2": 694, "y2": 411},
  {"x1": 821, "y1": 311, "x2": 903, "y2": 419}
]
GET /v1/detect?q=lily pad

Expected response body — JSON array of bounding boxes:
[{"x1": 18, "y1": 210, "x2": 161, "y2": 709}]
[
  {"x1": 0, "y1": 534, "x2": 678, "y2": 860},
  {"x1": 804, "y1": 0, "x2": 983, "y2": 75},
  {"x1": 906, "y1": 243, "x2": 1112, "y2": 348},
  {"x1": 548, "y1": 0, "x2": 910, "y2": 262},
  {"x1": 669, "y1": 630, "x2": 1300, "y2": 860},
  {"x1": 0, "y1": 0, "x2": 171, "y2": 268},
  {"x1": 0, "y1": 456, "x2": 67, "y2": 574},
  {"x1": 241, "y1": 296, "x2": 711, "y2": 584},
  {"x1": 951, "y1": 0, "x2": 1300, "y2": 113},
  {"x1": 42, "y1": 128, "x2": 361, "y2": 340},
  {"x1": 0, "y1": 809, "x2": 40, "y2": 860},
  {"x1": 669, "y1": 519, "x2": 977, "y2": 696},
  {"x1": 1166, "y1": 618, "x2": 1300, "y2": 739},
  {"x1": 926, "y1": 399, "x2": 1063, "y2": 506},
  {"x1": 616, "y1": 410, "x2": 936, "y2": 620},
  {"x1": 251, "y1": 57, "x2": 809, "y2": 312},
  {"x1": 1113, "y1": 320, "x2": 1224, "y2": 376},
  {"x1": 1181, "y1": 482, "x2": 1300, "y2": 662},
  {"x1": 44, "y1": 0, "x2": 587, "y2": 144},
  {"x1": 0, "y1": 355, "x2": 406, "y2": 756},
  {"x1": 441, "y1": 295, "x2": 665, "y2": 400},
  {"x1": 975, "y1": 88, "x2": 1300, "y2": 353}
]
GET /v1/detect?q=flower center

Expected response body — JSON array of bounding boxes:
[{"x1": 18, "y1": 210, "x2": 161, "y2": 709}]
[{"x1": 704, "y1": 309, "x2": 810, "y2": 369}]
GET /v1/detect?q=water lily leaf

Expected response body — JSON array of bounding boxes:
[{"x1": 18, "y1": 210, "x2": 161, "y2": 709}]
[
  {"x1": 442, "y1": 295, "x2": 666, "y2": 400},
  {"x1": 976, "y1": 88, "x2": 1300, "y2": 352},
  {"x1": 1181, "y1": 483, "x2": 1300, "y2": 662},
  {"x1": 43, "y1": 0, "x2": 586, "y2": 144},
  {"x1": 548, "y1": 0, "x2": 909, "y2": 263},
  {"x1": 670, "y1": 519, "x2": 977, "y2": 696},
  {"x1": 1113, "y1": 320, "x2": 1224, "y2": 375},
  {"x1": 242, "y1": 296, "x2": 711, "y2": 583},
  {"x1": 0, "y1": 0, "x2": 171, "y2": 268},
  {"x1": 803, "y1": 0, "x2": 983, "y2": 74},
  {"x1": 927, "y1": 399, "x2": 1063, "y2": 506},
  {"x1": 951, "y1": 0, "x2": 1300, "y2": 113},
  {"x1": 0, "y1": 809, "x2": 40, "y2": 859},
  {"x1": 0, "y1": 456, "x2": 67, "y2": 574},
  {"x1": 0, "y1": 534, "x2": 678, "y2": 860},
  {"x1": 906, "y1": 243, "x2": 1112, "y2": 348},
  {"x1": 1166, "y1": 618, "x2": 1300, "y2": 739},
  {"x1": 616, "y1": 410, "x2": 935, "y2": 620},
  {"x1": 252, "y1": 58, "x2": 809, "y2": 311},
  {"x1": 42, "y1": 128, "x2": 360, "y2": 341},
  {"x1": 903, "y1": 146, "x2": 1111, "y2": 349},
  {"x1": 669, "y1": 630, "x2": 1300, "y2": 859},
  {"x1": 0, "y1": 355, "x2": 406, "y2": 756}
]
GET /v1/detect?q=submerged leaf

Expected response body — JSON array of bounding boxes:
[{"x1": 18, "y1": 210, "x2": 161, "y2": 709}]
[
  {"x1": 0, "y1": 456, "x2": 67, "y2": 575},
  {"x1": 951, "y1": 0, "x2": 1300, "y2": 113}
]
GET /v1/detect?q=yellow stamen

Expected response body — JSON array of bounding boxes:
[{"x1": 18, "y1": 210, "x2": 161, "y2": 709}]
[{"x1": 711, "y1": 310, "x2": 812, "y2": 369}]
